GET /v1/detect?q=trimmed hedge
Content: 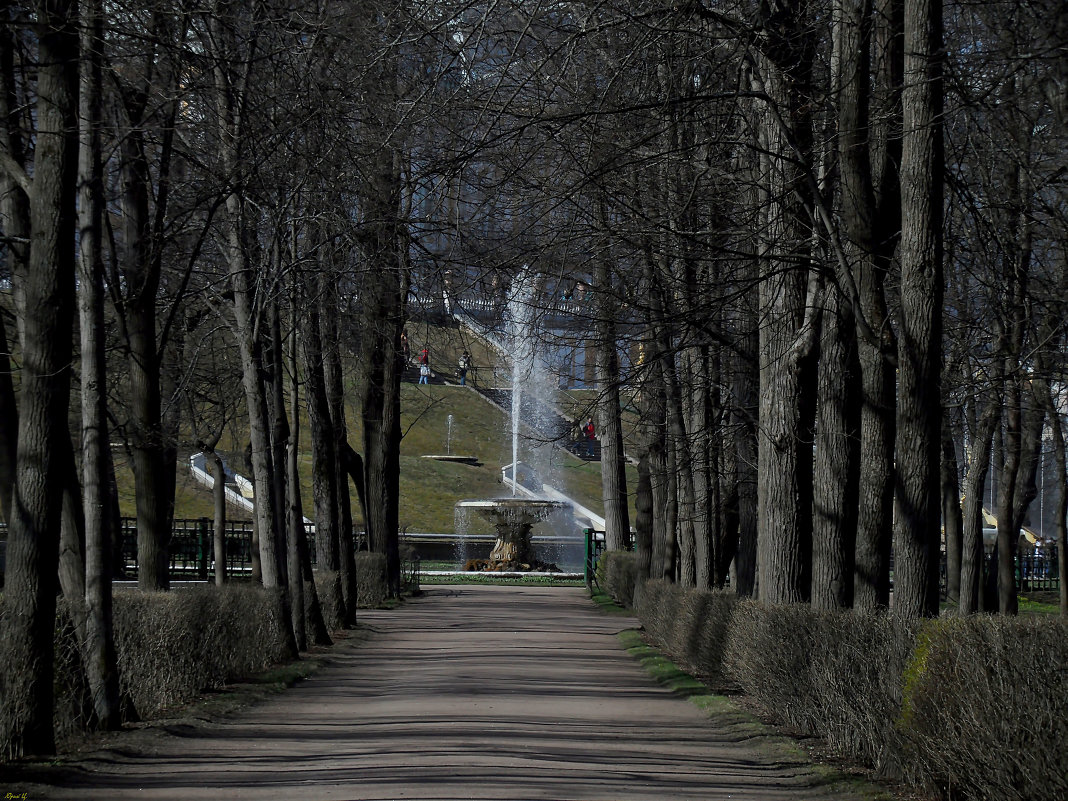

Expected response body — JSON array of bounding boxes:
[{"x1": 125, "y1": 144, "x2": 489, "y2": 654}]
[
  {"x1": 1, "y1": 584, "x2": 292, "y2": 758},
  {"x1": 596, "y1": 550, "x2": 641, "y2": 607},
  {"x1": 633, "y1": 579, "x2": 738, "y2": 690},
  {"x1": 723, "y1": 600, "x2": 915, "y2": 777},
  {"x1": 901, "y1": 616, "x2": 1068, "y2": 800},
  {"x1": 112, "y1": 584, "x2": 291, "y2": 718},
  {"x1": 622, "y1": 578, "x2": 1068, "y2": 801}
]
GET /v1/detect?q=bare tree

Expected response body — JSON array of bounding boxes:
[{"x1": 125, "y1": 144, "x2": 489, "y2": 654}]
[{"x1": 0, "y1": 0, "x2": 80, "y2": 756}]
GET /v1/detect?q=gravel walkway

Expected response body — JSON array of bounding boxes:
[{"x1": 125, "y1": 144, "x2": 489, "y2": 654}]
[{"x1": 23, "y1": 585, "x2": 862, "y2": 800}]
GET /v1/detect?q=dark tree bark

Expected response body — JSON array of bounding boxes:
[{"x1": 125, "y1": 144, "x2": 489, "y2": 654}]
[
  {"x1": 1042, "y1": 383, "x2": 1068, "y2": 616},
  {"x1": 833, "y1": 0, "x2": 901, "y2": 611},
  {"x1": 960, "y1": 400, "x2": 999, "y2": 613},
  {"x1": 0, "y1": 308, "x2": 15, "y2": 527},
  {"x1": 645, "y1": 365, "x2": 673, "y2": 582},
  {"x1": 751, "y1": 3, "x2": 820, "y2": 605},
  {"x1": 356, "y1": 19, "x2": 407, "y2": 597},
  {"x1": 634, "y1": 451, "x2": 653, "y2": 579},
  {"x1": 941, "y1": 418, "x2": 963, "y2": 607},
  {"x1": 282, "y1": 311, "x2": 306, "y2": 652},
  {"x1": 0, "y1": 5, "x2": 29, "y2": 527},
  {"x1": 302, "y1": 274, "x2": 342, "y2": 589},
  {"x1": 289, "y1": 283, "x2": 330, "y2": 645},
  {"x1": 811, "y1": 290, "x2": 861, "y2": 610},
  {"x1": 110, "y1": 16, "x2": 185, "y2": 591},
  {"x1": 731, "y1": 298, "x2": 760, "y2": 597},
  {"x1": 893, "y1": 0, "x2": 945, "y2": 618},
  {"x1": 0, "y1": 0, "x2": 79, "y2": 755},
  {"x1": 322, "y1": 281, "x2": 359, "y2": 626},
  {"x1": 593, "y1": 249, "x2": 630, "y2": 554},
  {"x1": 267, "y1": 293, "x2": 298, "y2": 645},
  {"x1": 77, "y1": 0, "x2": 121, "y2": 726},
  {"x1": 340, "y1": 442, "x2": 369, "y2": 534},
  {"x1": 208, "y1": 451, "x2": 227, "y2": 585},
  {"x1": 202, "y1": 11, "x2": 295, "y2": 656},
  {"x1": 687, "y1": 344, "x2": 716, "y2": 589}
]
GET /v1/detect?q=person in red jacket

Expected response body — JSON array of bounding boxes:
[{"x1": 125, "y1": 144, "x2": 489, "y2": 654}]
[{"x1": 583, "y1": 417, "x2": 596, "y2": 456}]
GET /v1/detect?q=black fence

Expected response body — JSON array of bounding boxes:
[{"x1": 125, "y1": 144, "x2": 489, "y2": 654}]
[
  {"x1": 119, "y1": 517, "x2": 261, "y2": 580},
  {"x1": 0, "y1": 520, "x2": 1061, "y2": 595}
]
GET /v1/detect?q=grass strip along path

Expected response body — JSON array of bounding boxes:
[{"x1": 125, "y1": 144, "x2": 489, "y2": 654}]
[{"x1": 12, "y1": 586, "x2": 887, "y2": 800}]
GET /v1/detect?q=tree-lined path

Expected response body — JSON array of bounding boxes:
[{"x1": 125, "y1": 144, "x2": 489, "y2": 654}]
[{"x1": 27, "y1": 587, "x2": 864, "y2": 800}]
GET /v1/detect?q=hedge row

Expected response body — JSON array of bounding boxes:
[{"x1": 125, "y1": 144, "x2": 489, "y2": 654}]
[
  {"x1": 1, "y1": 584, "x2": 292, "y2": 758},
  {"x1": 606, "y1": 569, "x2": 1068, "y2": 801},
  {"x1": 596, "y1": 550, "x2": 642, "y2": 608},
  {"x1": 112, "y1": 584, "x2": 292, "y2": 719}
]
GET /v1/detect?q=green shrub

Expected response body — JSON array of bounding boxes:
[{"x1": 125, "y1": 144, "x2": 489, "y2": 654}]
[
  {"x1": 355, "y1": 552, "x2": 388, "y2": 607},
  {"x1": 597, "y1": 551, "x2": 641, "y2": 607},
  {"x1": 901, "y1": 616, "x2": 1068, "y2": 801},
  {"x1": 113, "y1": 585, "x2": 290, "y2": 719},
  {"x1": 2, "y1": 585, "x2": 291, "y2": 758},
  {"x1": 634, "y1": 580, "x2": 738, "y2": 689},
  {"x1": 683, "y1": 590, "x2": 738, "y2": 689},
  {"x1": 724, "y1": 601, "x2": 916, "y2": 776}
]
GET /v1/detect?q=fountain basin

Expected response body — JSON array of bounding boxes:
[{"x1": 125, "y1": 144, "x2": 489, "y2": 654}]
[{"x1": 455, "y1": 498, "x2": 572, "y2": 569}]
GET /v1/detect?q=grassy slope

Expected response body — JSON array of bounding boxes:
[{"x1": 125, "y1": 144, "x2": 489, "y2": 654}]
[{"x1": 119, "y1": 321, "x2": 637, "y2": 534}]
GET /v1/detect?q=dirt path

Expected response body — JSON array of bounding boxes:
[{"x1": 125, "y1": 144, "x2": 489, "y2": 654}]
[{"x1": 16, "y1": 585, "x2": 864, "y2": 800}]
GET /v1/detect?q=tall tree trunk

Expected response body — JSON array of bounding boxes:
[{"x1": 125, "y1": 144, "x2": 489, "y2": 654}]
[
  {"x1": 941, "y1": 419, "x2": 963, "y2": 607},
  {"x1": 355, "y1": 11, "x2": 406, "y2": 598},
  {"x1": 283, "y1": 315, "x2": 306, "y2": 652},
  {"x1": 267, "y1": 294, "x2": 297, "y2": 644},
  {"x1": 893, "y1": 0, "x2": 944, "y2": 618},
  {"x1": 835, "y1": 0, "x2": 900, "y2": 611},
  {"x1": 646, "y1": 358, "x2": 673, "y2": 582},
  {"x1": 0, "y1": 308, "x2": 16, "y2": 526},
  {"x1": 302, "y1": 274, "x2": 342, "y2": 586},
  {"x1": 811, "y1": 291, "x2": 861, "y2": 610},
  {"x1": 114, "y1": 78, "x2": 178, "y2": 591},
  {"x1": 1043, "y1": 385, "x2": 1068, "y2": 615},
  {"x1": 593, "y1": 251, "x2": 630, "y2": 553},
  {"x1": 689, "y1": 346, "x2": 715, "y2": 589},
  {"x1": 960, "y1": 400, "x2": 999, "y2": 613},
  {"x1": 634, "y1": 452, "x2": 653, "y2": 579},
  {"x1": 57, "y1": 435, "x2": 86, "y2": 638},
  {"x1": 0, "y1": 3, "x2": 29, "y2": 527},
  {"x1": 0, "y1": 0, "x2": 79, "y2": 755},
  {"x1": 78, "y1": 1, "x2": 121, "y2": 725},
  {"x1": 731, "y1": 309, "x2": 759, "y2": 597},
  {"x1": 752, "y1": 7, "x2": 820, "y2": 605},
  {"x1": 291, "y1": 317, "x2": 330, "y2": 646},
  {"x1": 228, "y1": 237, "x2": 282, "y2": 589},
  {"x1": 663, "y1": 336, "x2": 696, "y2": 588},
  {"x1": 220, "y1": 189, "x2": 294, "y2": 657},
  {"x1": 322, "y1": 281, "x2": 358, "y2": 625},
  {"x1": 209, "y1": 452, "x2": 227, "y2": 585}
]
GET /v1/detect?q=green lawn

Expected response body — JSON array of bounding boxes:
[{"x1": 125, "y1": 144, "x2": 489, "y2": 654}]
[{"x1": 120, "y1": 322, "x2": 630, "y2": 534}]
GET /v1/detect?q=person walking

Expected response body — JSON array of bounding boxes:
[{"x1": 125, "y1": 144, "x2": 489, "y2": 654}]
[
  {"x1": 419, "y1": 362, "x2": 430, "y2": 385},
  {"x1": 458, "y1": 349, "x2": 471, "y2": 386}
]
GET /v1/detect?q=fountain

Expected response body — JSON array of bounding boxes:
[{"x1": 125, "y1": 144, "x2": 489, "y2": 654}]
[
  {"x1": 455, "y1": 498, "x2": 570, "y2": 571},
  {"x1": 455, "y1": 269, "x2": 577, "y2": 573}
]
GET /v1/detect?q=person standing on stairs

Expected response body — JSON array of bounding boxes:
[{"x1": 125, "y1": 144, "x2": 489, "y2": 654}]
[
  {"x1": 583, "y1": 417, "x2": 596, "y2": 457},
  {"x1": 458, "y1": 349, "x2": 471, "y2": 386}
]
